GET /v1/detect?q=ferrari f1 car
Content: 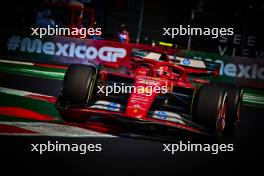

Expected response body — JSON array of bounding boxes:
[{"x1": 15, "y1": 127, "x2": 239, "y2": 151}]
[{"x1": 56, "y1": 53, "x2": 243, "y2": 137}]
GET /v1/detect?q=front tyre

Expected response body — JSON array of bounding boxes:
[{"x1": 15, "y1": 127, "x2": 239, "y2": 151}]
[{"x1": 57, "y1": 64, "x2": 98, "y2": 122}]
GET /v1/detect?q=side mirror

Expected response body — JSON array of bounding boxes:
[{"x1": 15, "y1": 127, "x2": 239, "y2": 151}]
[{"x1": 103, "y1": 62, "x2": 119, "y2": 69}]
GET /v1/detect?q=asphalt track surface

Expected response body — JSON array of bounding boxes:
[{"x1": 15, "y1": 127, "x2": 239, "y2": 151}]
[{"x1": 0, "y1": 72, "x2": 263, "y2": 175}]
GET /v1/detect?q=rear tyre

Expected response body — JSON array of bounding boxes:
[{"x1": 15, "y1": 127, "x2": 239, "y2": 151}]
[
  {"x1": 222, "y1": 85, "x2": 242, "y2": 136},
  {"x1": 57, "y1": 64, "x2": 97, "y2": 122},
  {"x1": 193, "y1": 85, "x2": 227, "y2": 135}
]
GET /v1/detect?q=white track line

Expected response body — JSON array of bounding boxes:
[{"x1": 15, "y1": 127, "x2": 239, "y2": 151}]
[
  {"x1": 0, "y1": 121, "x2": 115, "y2": 137},
  {"x1": 0, "y1": 86, "x2": 54, "y2": 99},
  {"x1": 0, "y1": 59, "x2": 33, "y2": 66}
]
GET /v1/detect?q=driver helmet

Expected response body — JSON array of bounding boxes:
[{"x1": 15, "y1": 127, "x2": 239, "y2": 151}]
[{"x1": 157, "y1": 66, "x2": 170, "y2": 76}]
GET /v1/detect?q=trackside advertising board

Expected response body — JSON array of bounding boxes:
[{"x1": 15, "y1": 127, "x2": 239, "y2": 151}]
[
  {"x1": 2, "y1": 32, "x2": 131, "y2": 67},
  {"x1": 184, "y1": 51, "x2": 264, "y2": 89},
  {"x1": 0, "y1": 32, "x2": 263, "y2": 88}
]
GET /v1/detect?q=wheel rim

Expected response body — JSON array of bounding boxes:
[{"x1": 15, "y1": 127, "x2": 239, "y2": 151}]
[
  {"x1": 235, "y1": 101, "x2": 241, "y2": 127},
  {"x1": 86, "y1": 74, "x2": 96, "y2": 104},
  {"x1": 217, "y1": 95, "x2": 227, "y2": 133}
]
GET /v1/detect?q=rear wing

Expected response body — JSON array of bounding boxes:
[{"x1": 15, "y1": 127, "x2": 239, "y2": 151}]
[{"x1": 131, "y1": 48, "x2": 221, "y2": 72}]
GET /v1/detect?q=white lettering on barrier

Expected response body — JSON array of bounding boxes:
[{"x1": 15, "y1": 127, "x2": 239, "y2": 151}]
[
  {"x1": 16, "y1": 36, "x2": 127, "y2": 62},
  {"x1": 194, "y1": 56, "x2": 264, "y2": 80},
  {"x1": 98, "y1": 47, "x2": 126, "y2": 62}
]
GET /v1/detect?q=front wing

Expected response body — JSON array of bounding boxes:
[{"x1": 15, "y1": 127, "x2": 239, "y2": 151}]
[{"x1": 59, "y1": 100, "x2": 213, "y2": 136}]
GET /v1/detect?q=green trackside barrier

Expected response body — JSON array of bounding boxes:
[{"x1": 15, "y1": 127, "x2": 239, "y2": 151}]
[
  {"x1": 0, "y1": 62, "x2": 66, "y2": 80},
  {"x1": 242, "y1": 89, "x2": 264, "y2": 108}
]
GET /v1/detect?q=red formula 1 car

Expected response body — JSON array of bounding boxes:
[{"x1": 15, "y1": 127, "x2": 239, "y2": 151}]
[{"x1": 56, "y1": 52, "x2": 242, "y2": 137}]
